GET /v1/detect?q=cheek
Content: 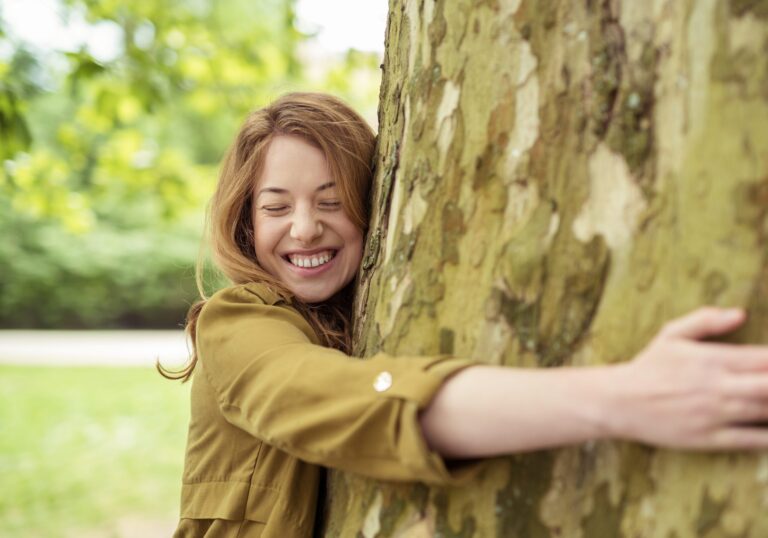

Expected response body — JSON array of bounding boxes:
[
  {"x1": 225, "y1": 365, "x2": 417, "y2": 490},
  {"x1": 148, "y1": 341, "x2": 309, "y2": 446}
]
[
  {"x1": 253, "y1": 219, "x2": 281, "y2": 259},
  {"x1": 345, "y1": 228, "x2": 364, "y2": 266}
]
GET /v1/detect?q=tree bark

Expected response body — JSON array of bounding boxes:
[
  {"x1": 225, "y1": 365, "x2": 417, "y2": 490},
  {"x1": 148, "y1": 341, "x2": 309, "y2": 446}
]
[{"x1": 325, "y1": 1, "x2": 768, "y2": 536}]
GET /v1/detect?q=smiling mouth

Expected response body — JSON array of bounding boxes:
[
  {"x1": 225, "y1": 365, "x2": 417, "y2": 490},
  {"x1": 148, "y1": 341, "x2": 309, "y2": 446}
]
[{"x1": 283, "y1": 249, "x2": 338, "y2": 268}]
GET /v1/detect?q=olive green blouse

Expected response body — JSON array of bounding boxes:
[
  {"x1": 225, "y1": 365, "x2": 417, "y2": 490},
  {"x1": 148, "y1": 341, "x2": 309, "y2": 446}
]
[{"x1": 173, "y1": 283, "x2": 478, "y2": 537}]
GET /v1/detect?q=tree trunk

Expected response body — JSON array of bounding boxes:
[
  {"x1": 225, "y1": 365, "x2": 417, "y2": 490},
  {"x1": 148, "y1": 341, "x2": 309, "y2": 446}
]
[{"x1": 324, "y1": 1, "x2": 768, "y2": 536}]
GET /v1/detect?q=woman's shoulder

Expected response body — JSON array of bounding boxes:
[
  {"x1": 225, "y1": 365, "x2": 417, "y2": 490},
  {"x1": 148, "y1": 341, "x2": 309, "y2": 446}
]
[
  {"x1": 208, "y1": 282, "x2": 289, "y2": 308},
  {"x1": 200, "y1": 282, "x2": 314, "y2": 339}
]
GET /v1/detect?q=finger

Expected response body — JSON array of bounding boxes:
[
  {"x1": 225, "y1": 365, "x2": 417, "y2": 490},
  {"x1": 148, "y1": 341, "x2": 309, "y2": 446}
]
[
  {"x1": 721, "y1": 397, "x2": 768, "y2": 422},
  {"x1": 712, "y1": 426, "x2": 768, "y2": 449},
  {"x1": 660, "y1": 307, "x2": 746, "y2": 340},
  {"x1": 720, "y1": 375, "x2": 768, "y2": 398},
  {"x1": 690, "y1": 342, "x2": 768, "y2": 372}
]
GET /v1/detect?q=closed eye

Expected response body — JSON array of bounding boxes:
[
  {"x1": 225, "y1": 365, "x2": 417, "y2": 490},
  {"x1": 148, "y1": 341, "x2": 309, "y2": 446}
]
[
  {"x1": 262, "y1": 205, "x2": 289, "y2": 213},
  {"x1": 319, "y1": 200, "x2": 341, "y2": 210}
]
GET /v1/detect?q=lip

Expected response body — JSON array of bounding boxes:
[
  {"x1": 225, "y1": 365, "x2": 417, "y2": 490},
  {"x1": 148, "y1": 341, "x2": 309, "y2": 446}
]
[
  {"x1": 282, "y1": 247, "x2": 339, "y2": 256},
  {"x1": 282, "y1": 249, "x2": 339, "y2": 276}
]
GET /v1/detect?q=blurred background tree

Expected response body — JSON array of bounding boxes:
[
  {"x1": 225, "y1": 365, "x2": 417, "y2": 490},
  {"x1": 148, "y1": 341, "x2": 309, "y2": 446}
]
[{"x1": 0, "y1": 0, "x2": 381, "y2": 329}]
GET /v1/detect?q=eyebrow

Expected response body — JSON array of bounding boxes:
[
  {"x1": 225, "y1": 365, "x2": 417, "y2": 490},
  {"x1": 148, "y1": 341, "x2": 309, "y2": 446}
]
[{"x1": 256, "y1": 182, "x2": 336, "y2": 197}]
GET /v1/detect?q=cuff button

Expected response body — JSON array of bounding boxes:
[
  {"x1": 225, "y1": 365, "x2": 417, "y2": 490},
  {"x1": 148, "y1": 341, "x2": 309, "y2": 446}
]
[{"x1": 373, "y1": 371, "x2": 393, "y2": 392}]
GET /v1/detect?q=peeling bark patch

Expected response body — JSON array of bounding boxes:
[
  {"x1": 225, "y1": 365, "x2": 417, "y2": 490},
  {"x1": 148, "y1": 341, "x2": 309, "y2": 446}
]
[
  {"x1": 502, "y1": 180, "x2": 540, "y2": 236},
  {"x1": 502, "y1": 0, "x2": 523, "y2": 17},
  {"x1": 441, "y1": 202, "x2": 465, "y2": 265},
  {"x1": 688, "y1": 0, "x2": 718, "y2": 136},
  {"x1": 379, "y1": 275, "x2": 413, "y2": 340},
  {"x1": 377, "y1": 493, "x2": 407, "y2": 537},
  {"x1": 427, "y1": 0, "x2": 447, "y2": 48},
  {"x1": 581, "y1": 483, "x2": 624, "y2": 538},
  {"x1": 516, "y1": 37, "x2": 538, "y2": 84},
  {"x1": 736, "y1": 226, "x2": 768, "y2": 348},
  {"x1": 433, "y1": 492, "x2": 476, "y2": 538},
  {"x1": 728, "y1": 15, "x2": 766, "y2": 54},
  {"x1": 499, "y1": 291, "x2": 540, "y2": 352},
  {"x1": 384, "y1": 172, "x2": 404, "y2": 265},
  {"x1": 695, "y1": 491, "x2": 727, "y2": 536},
  {"x1": 403, "y1": 188, "x2": 428, "y2": 235},
  {"x1": 588, "y1": 10, "x2": 625, "y2": 138},
  {"x1": 362, "y1": 230, "x2": 381, "y2": 271},
  {"x1": 492, "y1": 39, "x2": 541, "y2": 178},
  {"x1": 505, "y1": 71, "x2": 541, "y2": 175},
  {"x1": 473, "y1": 141, "x2": 501, "y2": 191},
  {"x1": 605, "y1": 41, "x2": 656, "y2": 179},
  {"x1": 487, "y1": 84, "x2": 515, "y2": 135},
  {"x1": 496, "y1": 452, "x2": 553, "y2": 538},
  {"x1": 406, "y1": 0, "x2": 421, "y2": 74},
  {"x1": 538, "y1": 236, "x2": 610, "y2": 367},
  {"x1": 702, "y1": 270, "x2": 728, "y2": 304},
  {"x1": 474, "y1": 318, "x2": 513, "y2": 365},
  {"x1": 439, "y1": 327, "x2": 455, "y2": 354},
  {"x1": 435, "y1": 81, "x2": 461, "y2": 135},
  {"x1": 409, "y1": 482, "x2": 430, "y2": 513},
  {"x1": 435, "y1": 81, "x2": 461, "y2": 164},
  {"x1": 730, "y1": 0, "x2": 768, "y2": 19},
  {"x1": 572, "y1": 143, "x2": 647, "y2": 251},
  {"x1": 379, "y1": 141, "x2": 401, "y2": 266},
  {"x1": 618, "y1": 445, "x2": 654, "y2": 511},
  {"x1": 361, "y1": 491, "x2": 383, "y2": 538},
  {"x1": 734, "y1": 179, "x2": 768, "y2": 235},
  {"x1": 545, "y1": 211, "x2": 560, "y2": 248}
]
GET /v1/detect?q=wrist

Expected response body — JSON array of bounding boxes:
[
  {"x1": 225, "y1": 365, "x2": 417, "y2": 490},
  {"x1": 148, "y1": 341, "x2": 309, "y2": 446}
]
[
  {"x1": 592, "y1": 363, "x2": 633, "y2": 442},
  {"x1": 544, "y1": 365, "x2": 625, "y2": 445}
]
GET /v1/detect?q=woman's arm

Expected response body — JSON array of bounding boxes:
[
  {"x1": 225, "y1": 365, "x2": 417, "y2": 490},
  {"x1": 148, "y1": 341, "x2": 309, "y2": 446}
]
[
  {"x1": 197, "y1": 285, "x2": 481, "y2": 484},
  {"x1": 421, "y1": 307, "x2": 768, "y2": 456}
]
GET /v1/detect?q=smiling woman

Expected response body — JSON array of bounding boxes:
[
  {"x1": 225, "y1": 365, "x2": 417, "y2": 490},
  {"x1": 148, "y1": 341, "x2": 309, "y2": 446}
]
[{"x1": 184, "y1": 92, "x2": 376, "y2": 356}]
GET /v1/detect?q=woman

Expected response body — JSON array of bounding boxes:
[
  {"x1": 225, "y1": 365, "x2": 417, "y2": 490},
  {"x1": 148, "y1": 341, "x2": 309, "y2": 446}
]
[{"x1": 163, "y1": 92, "x2": 768, "y2": 537}]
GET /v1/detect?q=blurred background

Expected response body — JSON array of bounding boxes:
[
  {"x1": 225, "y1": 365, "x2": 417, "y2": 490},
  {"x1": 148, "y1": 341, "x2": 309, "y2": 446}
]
[{"x1": 0, "y1": 0, "x2": 385, "y2": 535}]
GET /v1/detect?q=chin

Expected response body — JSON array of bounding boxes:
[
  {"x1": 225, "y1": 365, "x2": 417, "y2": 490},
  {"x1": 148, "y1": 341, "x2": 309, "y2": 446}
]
[{"x1": 292, "y1": 288, "x2": 335, "y2": 304}]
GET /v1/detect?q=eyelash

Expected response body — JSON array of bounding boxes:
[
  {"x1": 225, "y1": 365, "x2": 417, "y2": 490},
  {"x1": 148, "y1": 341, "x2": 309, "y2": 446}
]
[
  {"x1": 261, "y1": 201, "x2": 341, "y2": 213},
  {"x1": 262, "y1": 205, "x2": 288, "y2": 213}
]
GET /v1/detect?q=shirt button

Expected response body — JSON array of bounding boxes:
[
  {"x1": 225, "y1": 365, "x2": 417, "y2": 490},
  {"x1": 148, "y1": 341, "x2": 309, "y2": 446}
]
[{"x1": 373, "y1": 371, "x2": 393, "y2": 392}]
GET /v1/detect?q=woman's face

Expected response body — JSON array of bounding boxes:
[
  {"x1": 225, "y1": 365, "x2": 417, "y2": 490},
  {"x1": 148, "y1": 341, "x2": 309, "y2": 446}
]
[{"x1": 253, "y1": 135, "x2": 363, "y2": 303}]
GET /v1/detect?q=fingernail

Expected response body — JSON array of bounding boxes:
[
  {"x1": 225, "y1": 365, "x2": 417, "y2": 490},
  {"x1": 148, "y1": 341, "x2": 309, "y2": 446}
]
[{"x1": 724, "y1": 308, "x2": 744, "y2": 319}]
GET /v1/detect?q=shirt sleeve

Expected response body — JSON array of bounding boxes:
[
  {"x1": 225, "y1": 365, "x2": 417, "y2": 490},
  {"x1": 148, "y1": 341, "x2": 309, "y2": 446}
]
[{"x1": 196, "y1": 284, "x2": 484, "y2": 486}]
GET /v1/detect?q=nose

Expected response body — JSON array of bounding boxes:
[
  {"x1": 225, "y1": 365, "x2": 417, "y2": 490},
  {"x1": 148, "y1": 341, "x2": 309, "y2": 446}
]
[{"x1": 289, "y1": 206, "x2": 323, "y2": 244}]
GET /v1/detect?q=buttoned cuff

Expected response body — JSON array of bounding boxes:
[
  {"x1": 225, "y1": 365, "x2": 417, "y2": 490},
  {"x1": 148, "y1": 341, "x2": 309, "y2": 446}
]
[{"x1": 364, "y1": 354, "x2": 487, "y2": 486}]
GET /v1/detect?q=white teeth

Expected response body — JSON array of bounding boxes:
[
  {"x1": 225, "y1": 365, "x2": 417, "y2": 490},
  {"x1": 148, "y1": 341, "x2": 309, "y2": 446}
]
[{"x1": 288, "y1": 250, "x2": 335, "y2": 268}]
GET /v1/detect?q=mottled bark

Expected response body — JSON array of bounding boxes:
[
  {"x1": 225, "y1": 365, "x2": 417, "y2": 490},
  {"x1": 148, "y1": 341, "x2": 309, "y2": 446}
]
[{"x1": 324, "y1": 1, "x2": 768, "y2": 536}]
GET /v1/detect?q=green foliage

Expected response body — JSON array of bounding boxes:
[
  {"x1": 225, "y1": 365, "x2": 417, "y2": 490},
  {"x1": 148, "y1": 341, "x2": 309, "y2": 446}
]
[
  {"x1": 0, "y1": 365, "x2": 190, "y2": 536},
  {"x1": 0, "y1": 203, "x2": 203, "y2": 328},
  {"x1": 0, "y1": 0, "x2": 380, "y2": 328},
  {"x1": 0, "y1": 46, "x2": 42, "y2": 160}
]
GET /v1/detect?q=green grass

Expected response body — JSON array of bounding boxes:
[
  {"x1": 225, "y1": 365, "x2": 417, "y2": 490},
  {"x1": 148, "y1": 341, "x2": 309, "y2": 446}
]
[{"x1": 0, "y1": 365, "x2": 191, "y2": 537}]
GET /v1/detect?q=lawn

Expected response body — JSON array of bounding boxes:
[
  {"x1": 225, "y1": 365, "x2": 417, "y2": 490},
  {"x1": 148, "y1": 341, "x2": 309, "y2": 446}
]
[{"x1": 0, "y1": 365, "x2": 191, "y2": 537}]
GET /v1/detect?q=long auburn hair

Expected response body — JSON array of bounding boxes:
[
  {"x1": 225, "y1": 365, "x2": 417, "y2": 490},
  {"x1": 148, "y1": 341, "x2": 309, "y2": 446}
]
[{"x1": 158, "y1": 92, "x2": 376, "y2": 382}]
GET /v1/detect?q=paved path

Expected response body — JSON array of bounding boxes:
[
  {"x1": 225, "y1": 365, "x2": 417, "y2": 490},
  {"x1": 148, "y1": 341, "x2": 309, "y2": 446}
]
[{"x1": 0, "y1": 330, "x2": 190, "y2": 367}]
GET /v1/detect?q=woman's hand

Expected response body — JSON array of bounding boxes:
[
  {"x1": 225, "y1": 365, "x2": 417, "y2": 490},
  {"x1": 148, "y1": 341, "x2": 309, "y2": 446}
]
[{"x1": 608, "y1": 307, "x2": 768, "y2": 450}]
